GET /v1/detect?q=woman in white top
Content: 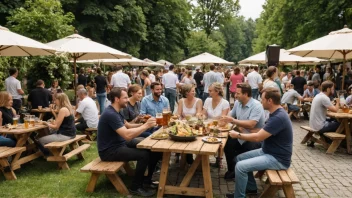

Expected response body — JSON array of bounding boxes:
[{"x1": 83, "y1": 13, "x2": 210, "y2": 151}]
[
  {"x1": 181, "y1": 71, "x2": 196, "y2": 85},
  {"x1": 263, "y1": 66, "x2": 283, "y2": 96},
  {"x1": 202, "y1": 82, "x2": 230, "y2": 119},
  {"x1": 176, "y1": 84, "x2": 203, "y2": 118}
]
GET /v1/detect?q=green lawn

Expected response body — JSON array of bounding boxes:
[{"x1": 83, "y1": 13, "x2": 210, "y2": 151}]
[{"x1": 0, "y1": 143, "x2": 133, "y2": 198}]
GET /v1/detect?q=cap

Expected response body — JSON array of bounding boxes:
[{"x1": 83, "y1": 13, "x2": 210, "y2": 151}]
[{"x1": 196, "y1": 66, "x2": 201, "y2": 70}]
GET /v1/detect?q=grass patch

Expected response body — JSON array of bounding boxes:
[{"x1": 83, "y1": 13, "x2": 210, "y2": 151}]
[{"x1": 0, "y1": 143, "x2": 133, "y2": 198}]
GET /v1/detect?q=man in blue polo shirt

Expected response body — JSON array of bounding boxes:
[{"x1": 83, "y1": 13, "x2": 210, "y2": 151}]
[
  {"x1": 225, "y1": 87, "x2": 293, "y2": 198},
  {"x1": 220, "y1": 83, "x2": 265, "y2": 181},
  {"x1": 98, "y1": 88, "x2": 161, "y2": 197},
  {"x1": 141, "y1": 81, "x2": 170, "y2": 117}
]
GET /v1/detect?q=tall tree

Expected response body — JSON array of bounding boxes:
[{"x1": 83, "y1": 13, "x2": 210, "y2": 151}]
[
  {"x1": 138, "y1": 0, "x2": 191, "y2": 63},
  {"x1": 186, "y1": 31, "x2": 224, "y2": 57},
  {"x1": 0, "y1": 0, "x2": 24, "y2": 25},
  {"x1": 61, "y1": 0, "x2": 147, "y2": 57},
  {"x1": 192, "y1": 0, "x2": 240, "y2": 36}
]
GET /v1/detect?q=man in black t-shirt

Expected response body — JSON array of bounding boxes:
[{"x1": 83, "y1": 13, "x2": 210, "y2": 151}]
[
  {"x1": 193, "y1": 66, "x2": 204, "y2": 98},
  {"x1": 291, "y1": 70, "x2": 307, "y2": 95},
  {"x1": 28, "y1": 80, "x2": 52, "y2": 109},
  {"x1": 97, "y1": 88, "x2": 160, "y2": 197},
  {"x1": 77, "y1": 68, "x2": 87, "y2": 87}
]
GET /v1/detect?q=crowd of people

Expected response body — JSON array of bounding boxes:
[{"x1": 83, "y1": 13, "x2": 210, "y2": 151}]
[{"x1": 1, "y1": 62, "x2": 352, "y2": 197}]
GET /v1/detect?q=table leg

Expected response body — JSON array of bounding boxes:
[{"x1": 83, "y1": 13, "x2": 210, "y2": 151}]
[
  {"x1": 39, "y1": 113, "x2": 45, "y2": 120},
  {"x1": 343, "y1": 119, "x2": 351, "y2": 154},
  {"x1": 202, "y1": 155, "x2": 213, "y2": 198},
  {"x1": 180, "y1": 155, "x2": 201, "y2": 187},
  {"x1": 157, "y1": 152, "x2": 171, "y2": 198},
  {"x1": 0, "y1": 158, "x2": 17, "y2": 180}
]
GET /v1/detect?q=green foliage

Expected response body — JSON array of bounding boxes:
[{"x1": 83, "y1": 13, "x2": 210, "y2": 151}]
[
  {"x1": 7, "y1": 0, "x2": 75, "y2": 43},
  {"x1": 186, "y1": 31, "x2": 223, "y2": 57},
  {"x1": 253, "y1": 0, "x2": 352, "y2": 53},
  {"x1": 220, "y1": 16, "x2": 256, "y2": 63},
  {"x1": 0, "y1": 0, "x2": 24, "y2": 25},
  {"x1": 192, "y1": 0, "x2": 240, "y2": 36},
  {"x1": 138, "y1": 0, "x2": 191, "y2": 63},
  {"x1": 61, "y1": 0, "x2": 147, "y2": 57},
  {"x1": 0, "y1": 57, "x2": 27, "y2": 91}
]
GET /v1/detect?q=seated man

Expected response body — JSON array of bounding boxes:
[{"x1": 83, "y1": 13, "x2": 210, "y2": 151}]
[
  {"x1": 308, "y1": 80, "x2": 340, "y2": 147},
  {"x1": 226, "y1": 87, "x2": 293, "y2": 198},
  {"x1": 75, "y1": 89, "x2": 99, "y2": 131},
  {"x1": 140, "y1": 82, "x2": 170, "y2": 117},
  {"x1": 220, "y1": 83, "x2": 265, "y2": 181},
  {"x1": 28, "y1": 79, "x2": 52, "y2": 109},
  {"x1": 302, "y1": 81, "x2": 318, "y2": 119},
  {"x1": 98, "y1": 88, "x2": 160, "y2": 196},
  {"x1": 281, "y1": 84, "x2": 307, "y2": 119}
]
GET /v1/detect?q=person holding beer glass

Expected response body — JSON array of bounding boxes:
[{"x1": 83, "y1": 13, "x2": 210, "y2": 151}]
[
  {"x1": 176, "y1": 84, "x2": 203, "y2": 119},
  {"x1": 0, "y1": 91, "x2": 17, "y2": 147},
  {"x1": 121, "y1": 84, "x2": 144, "y2": 123}
]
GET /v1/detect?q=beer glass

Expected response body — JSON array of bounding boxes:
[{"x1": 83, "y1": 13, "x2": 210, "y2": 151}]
[
  {"x1": 13, "y1": 116, "x2": 19, "y2": 126},
  {"x1": 30, "y1": 115, "x2": 35, "y2": 127},
  {"x1": 162, "y1": 108, "x2": 171, "y2": 126},
  {"x1": 24, "y1": 116, "x2": 29, "y2": 129},
  {"x1": 156, "y1": 113, "x2": 163, "y2": 126}
]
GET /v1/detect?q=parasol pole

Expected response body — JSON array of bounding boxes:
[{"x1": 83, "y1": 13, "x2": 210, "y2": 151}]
[
  {"x1": 342, "y1": 51, "x2": 346, "y2": 90},
  {"x1": 74, "y1": 55, "x2": 77, "y2": 103}
]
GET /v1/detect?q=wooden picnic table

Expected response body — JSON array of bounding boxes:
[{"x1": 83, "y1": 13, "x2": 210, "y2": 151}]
[
  {"x1": 327, "y1": 111, "x2": 352, "y2": 154},
  {"x1": 31, "y1": 108, "x2": 58, "y2": 120},
  {"x1": 137, "y1": 128, "x2": 228, "y2": 198},
  {"x1": 0, "y1": 124, "x2": 48, "y2": 170}
]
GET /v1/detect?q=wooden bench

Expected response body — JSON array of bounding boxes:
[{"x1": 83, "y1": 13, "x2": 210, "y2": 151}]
[
  {"x1": 300, "y1": 126, "x2": 329, "y2": 148},
  {"x1": 44, "y1": 135, "x2": 90, "y2": 170},
  {"x1": 324, "y1": 132, "x2": 346, "y2": 154},
  {"x1": 84, "y1": 128, "x2": 97, "y2": 141},
  {"x1": 256, "y1": 168, "x2": 300, "y2": 198},
  {"x1": 80, "y1": 157, "x2": 135, "y2": 195},
  {"x1": 0, "y1": 147, "x2": 25, "y2": 180}
]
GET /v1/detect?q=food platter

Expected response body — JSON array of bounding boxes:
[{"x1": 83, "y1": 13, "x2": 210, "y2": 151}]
[
  {"x1": 168, "y1": 120, "x2": 197, "y2": 142},
  {"x1": 151, "y1": 132, "x2": 169, "y2": 140},
  {"x1": 202, "y1": 137, "x2": 222, "y2": 144}
]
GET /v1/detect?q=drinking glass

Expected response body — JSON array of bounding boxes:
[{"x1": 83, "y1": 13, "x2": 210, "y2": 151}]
[
  {"x1": 156, "y1": 113, "x2": 163, "y2": 126},
  {"x1": 24, "y1": 117, "x2": 29, "y2": 129},
  {"x1": 13, "y1": 116, "x2": 19, "y2": 126}
]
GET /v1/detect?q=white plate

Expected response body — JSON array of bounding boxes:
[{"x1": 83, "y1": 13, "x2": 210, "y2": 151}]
[{"x1": 202, "y1": 137, "x2": 222, "y2": 144}]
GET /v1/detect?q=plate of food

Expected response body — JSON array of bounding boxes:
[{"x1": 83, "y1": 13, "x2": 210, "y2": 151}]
[
  {"x1": 151, "y1": 132, "x2": 169, "y2": 140},
  {"x1": 168, "y1": 121, "x2": 196, "y2": 142},
  {"x1": 202, "y1": 137, "x2": 222, "y2": 144},
  {"x1": 218, "y1": 124, "x2": 232, "y2": 132}
]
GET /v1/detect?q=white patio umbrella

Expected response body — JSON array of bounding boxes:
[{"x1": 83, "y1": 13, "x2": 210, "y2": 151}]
[
  {"x1": 288, "y1": 25, "x2": 352, "y2": 89},
  {"x1": 239, "y1": 49, "x2": 324, "y2": 65},
  {"x1": 157, "y1": 59, "x2": 173, "y2": 66},
  {"x1": 47, "y1": 33, "x2": 132, "y2": 98},
  {"x1": 143, "y1": 58, "x2": 164, "y2": 67},
  {"x1": 180, "y1": 52, "x2": 234, "y2": 65},
  {"x1": 0, "y1": 25, "x2": 56, "y2": 56},
  {"x1": 75, "y1": 57, "x2": 150, "y2": 66}
]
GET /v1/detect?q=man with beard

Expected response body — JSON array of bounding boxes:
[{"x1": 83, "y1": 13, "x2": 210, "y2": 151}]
[
  {"x1": 141, "y1": 82, "x2": 170, "y2": 117},
  {"x1": 220, "y1": 83, "x2": 265, "y2": 181},
  {"x1": 308, "y1": 80, "x2": 340, "y2": 147},
  {"x1": 225, "y1": 87, "x2": 293, "y2": 198},
  {"x1": 97, "y1": 88, "x2": 160, "y2": 197}
]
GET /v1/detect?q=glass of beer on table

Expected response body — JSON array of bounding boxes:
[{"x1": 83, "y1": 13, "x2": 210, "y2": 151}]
[
  {"x1": 162, "y1": 108, "x2": 171, "y2": 126},
  {"x1": 13, "y1": 115, "x2": 19, "y2": 126},
  {"x1": 156, "y1": 113, "x2": 163, "y2": 126},
  {"x1": 24, "y1": 115, "x2": 29, "y2": 129},
  {"x1": 30, "y1": 115, "x2": 35, "y2": 127}
]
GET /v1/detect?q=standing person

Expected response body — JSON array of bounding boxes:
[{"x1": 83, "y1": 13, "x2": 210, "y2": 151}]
[
  {"x1": 110, "y1": 66, "x2": 131, "y2": 89},
  {"x1": 312, "y1": 65, "x2": 322, "y2": 85},
  {"x1": 78, "y1": 68, "x2": 87, "y2": 87},
  {"x1": 202, "y1": 65, "x2": 223, "y2": 102},
  {"x1": 202, "y1": 82, "x2": 230, "y2": 119},
  {"x1": 37, "y1": 93, "x2": 77, "y2": 155},
  {"x1": 0, "y1": 91, "x2": 17, "y2": 147},
  {"x1": 291, "y1": 70, "x2": 307, "y2": 95},
  {"x1": 48, "y1": 79, "x2": 61, "y2": 95},
  {"x1": 181, "y1": 71, "x2": 196, "y2": 85},
  {"x1": 323, "y1": 67, "x2": 332, "y2": 81},
  {"x1": 28, "y1": 80, "x2": 52, "y2": 109},
  {"x1": 140, "y1": 70, "x2": 152, "y2": 96},
  {"x1": 308, "y1": 81, "x2": 340, "y2": 147},
  {"x1": 5, "y1": 67, "x2": 24, "y2": 114},
  {"x1": 246, "y1": 66, "x2": 262, "y2": 100},
  {"x1": 75, "y1": 89, "x2": 99, "y2": 131},
  {"x1": 97, "y1": 88, "x2": 161, "y2": 196},
  {"x1": 149, "y1": 70, "x2": 156, "y2": 83},
  {"x1": 94, "y1": 68, "x2": 108, "y2": 113},
  {"x1": 162, "y1": 65, "x2": 179, "y2": 114},
  {"x1": 122, "y1": 85, "x2": 143, "y2": 123},
  {"x1": 229, "y1": 67, "x2": 244, "y2": 99},
  {"x1": 226, "y1": 87, "x2": 293, "y2": 198},
  {"x1": 193, "y1": 66, "x2": 204, "y2": 98}
]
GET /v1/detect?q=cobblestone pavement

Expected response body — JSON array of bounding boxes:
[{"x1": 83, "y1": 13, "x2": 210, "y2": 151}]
[{"x1": 152, "y1": 120, "x2": 352, "y2": 198}]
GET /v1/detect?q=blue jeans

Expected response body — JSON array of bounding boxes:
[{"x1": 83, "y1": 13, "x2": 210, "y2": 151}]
[
  {"x1": 0, "y1": 136, "x2": 16, "y2": 147},
  {"x1": 251, "y1": 89, "x2": 259, "y2": 100},
  {"x1": 196, "y1": 87, "x2": 204, "y2": 99},
  {"x1": 319, "y1": 120, "x2": 340, "y2": 143},
  {"x1": 287, "y1": 104, "x2": 300, "y2": 112},
  {"x1": 234, "y1": 148, "x2": 288, "y2": 198},
  {"x1": 202, "y1": 92, "x2": 209, "y2": 103},
  {"x1": 139, "y1": 126, "x2": 161, "y2": 138},
  {"x1": 96, "y1": 92, "x2": 107, "y2": 113},
  {"x1": 165, "y1": 88, "x2": 177, "y2": 113}
]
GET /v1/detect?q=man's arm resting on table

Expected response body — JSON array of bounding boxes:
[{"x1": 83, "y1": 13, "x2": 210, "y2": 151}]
[{"x1": 229, "y1": 128, "x2": 271, "y2": 142}]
